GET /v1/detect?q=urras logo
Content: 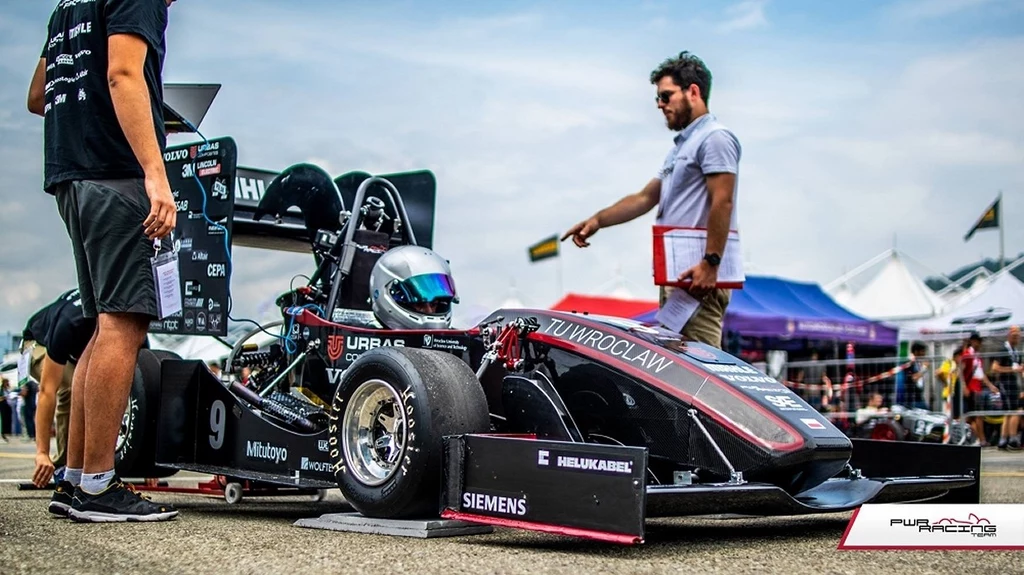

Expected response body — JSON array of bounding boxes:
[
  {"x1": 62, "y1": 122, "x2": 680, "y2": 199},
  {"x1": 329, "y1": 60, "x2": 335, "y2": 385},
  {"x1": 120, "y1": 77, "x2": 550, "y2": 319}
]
[{"x1": 327, "y1": 334, "x2": 344, "y2": 362}]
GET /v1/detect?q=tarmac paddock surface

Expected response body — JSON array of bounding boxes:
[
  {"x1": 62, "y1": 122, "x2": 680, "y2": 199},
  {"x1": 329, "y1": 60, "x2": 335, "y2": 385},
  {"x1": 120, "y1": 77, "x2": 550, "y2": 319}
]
[{"x1": 1, "y1": 441, "x2": 1021, "y2": 575}]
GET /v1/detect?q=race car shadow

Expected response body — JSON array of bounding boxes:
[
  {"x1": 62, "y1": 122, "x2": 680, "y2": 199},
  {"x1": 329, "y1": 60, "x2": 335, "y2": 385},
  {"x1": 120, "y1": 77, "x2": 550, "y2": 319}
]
[
  {"x1": 165, "y1": 499, "x2": 354, "y2": 521},
  {"x1": 463, "y1": 513, "x2": 852, "y2": 554}
]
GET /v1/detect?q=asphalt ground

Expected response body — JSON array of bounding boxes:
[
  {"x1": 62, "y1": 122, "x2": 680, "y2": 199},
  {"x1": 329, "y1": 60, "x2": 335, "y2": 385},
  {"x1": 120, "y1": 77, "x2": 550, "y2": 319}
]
[{"x1": 1, "y1": 439, "x2": 1021, "y2": 575}]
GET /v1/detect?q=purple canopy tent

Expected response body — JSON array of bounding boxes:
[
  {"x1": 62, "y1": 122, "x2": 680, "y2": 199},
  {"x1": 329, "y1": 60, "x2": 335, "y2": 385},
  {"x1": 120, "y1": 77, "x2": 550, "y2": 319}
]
[{"x1": 634, "y1": 276, "x2": 898, "y2": 346}]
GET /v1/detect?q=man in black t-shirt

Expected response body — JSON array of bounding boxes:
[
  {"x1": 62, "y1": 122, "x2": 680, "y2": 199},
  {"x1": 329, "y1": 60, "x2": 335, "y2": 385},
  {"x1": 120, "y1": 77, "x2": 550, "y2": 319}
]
[
  {"x1": 21, "y1": 288, "x2": 95, "y2": 492},
  {"x1": 27, "y1": 0, "x2": 179, "y2": 523},
  {"x1": 990, "y1": 326, "x2": 1022, "y2": 450}
]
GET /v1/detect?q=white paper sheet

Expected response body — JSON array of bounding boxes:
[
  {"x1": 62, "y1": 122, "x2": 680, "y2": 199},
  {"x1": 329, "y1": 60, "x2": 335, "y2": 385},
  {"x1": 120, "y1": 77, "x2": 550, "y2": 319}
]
[
  {"x1": 660, "y1": 228, "x2": 744, "y2": 285},
  {"x1": 154, "y1": 254, "x2": 183, "y2": 319},
  {"x1": 17, "y1": 347, "x2": 31, "y2": 384},
  {"x1": 655, "y1": 288, "x2": 701, "y2": 333}
]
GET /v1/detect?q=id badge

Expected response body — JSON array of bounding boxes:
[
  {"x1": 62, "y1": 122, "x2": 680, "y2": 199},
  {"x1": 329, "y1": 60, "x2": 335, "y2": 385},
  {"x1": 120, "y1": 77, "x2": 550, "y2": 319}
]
[
  {"x1": 17, "y1": 346, "x2": 32, "y2": 385},
  {"x1": 152, "y1": 248, "x2": 183, "y2": 320}
]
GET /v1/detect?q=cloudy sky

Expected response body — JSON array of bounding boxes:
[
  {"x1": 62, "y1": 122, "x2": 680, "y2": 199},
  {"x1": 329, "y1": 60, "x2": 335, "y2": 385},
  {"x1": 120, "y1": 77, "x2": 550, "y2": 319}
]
[{"x1": 1, "y1": 0, "x2": 1022, "y2": 333}]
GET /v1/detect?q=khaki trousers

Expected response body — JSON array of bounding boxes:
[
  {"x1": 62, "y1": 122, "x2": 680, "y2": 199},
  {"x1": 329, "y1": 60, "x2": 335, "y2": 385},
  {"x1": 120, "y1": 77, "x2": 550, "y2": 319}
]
[
  {"x1": 25, "y1": 342, "x2": 74, "y2": 468},
  {"x1": 658, "y1": 286, "x2": 731, "y2": 349}
]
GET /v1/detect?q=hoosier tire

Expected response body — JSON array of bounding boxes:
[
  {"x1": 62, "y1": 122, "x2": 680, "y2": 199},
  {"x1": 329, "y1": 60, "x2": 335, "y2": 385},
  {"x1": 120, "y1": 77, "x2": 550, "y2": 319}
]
[
  {"x1": 329, "y1": 347, "x2": 489, "y2": 519},
  {"x1": 114, "y1": 349, "x2": 179, "y2": 479}
]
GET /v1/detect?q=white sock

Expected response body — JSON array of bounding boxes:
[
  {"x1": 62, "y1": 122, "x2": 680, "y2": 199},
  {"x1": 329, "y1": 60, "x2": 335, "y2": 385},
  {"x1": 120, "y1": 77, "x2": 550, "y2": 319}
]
[
  {"x1": 80, "y1": 470, "x2": 115, "y2": 495},
  {"x1": 64, "y1": 468, "x2": 83, "y2": 487}
]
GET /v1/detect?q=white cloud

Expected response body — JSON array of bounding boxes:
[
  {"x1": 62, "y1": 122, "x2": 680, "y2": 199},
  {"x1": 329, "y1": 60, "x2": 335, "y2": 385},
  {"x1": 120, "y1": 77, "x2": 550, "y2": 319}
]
[{"x1": 717, "y1": 1, "x2": 770, "y2": 32}]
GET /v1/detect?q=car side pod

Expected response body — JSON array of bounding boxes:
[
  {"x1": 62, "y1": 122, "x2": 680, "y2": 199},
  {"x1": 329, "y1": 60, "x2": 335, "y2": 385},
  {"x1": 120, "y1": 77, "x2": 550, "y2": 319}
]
[{"x1": 439, "y1": 435, "x2": 981, "y2": 545}]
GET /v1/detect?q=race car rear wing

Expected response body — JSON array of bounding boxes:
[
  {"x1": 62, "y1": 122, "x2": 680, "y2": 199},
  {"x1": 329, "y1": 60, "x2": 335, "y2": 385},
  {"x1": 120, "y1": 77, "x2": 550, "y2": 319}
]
[{"x1": 229, "y1": 166, "x2": 439, "y2": 253}]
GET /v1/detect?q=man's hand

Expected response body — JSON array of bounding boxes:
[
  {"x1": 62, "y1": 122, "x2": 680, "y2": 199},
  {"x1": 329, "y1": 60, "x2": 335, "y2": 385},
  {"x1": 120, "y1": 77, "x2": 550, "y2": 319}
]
[
  {"x1": 562, "y1": 217, "x2": 601, "y2": 248},
  {"x1": 677, "y1": 260, "x2": 718, "y2": 299},
  {"x1": 143, "y1": 173, "x2": 176, "y2": 239},
  {"x1": 33, "y1": 452, "x2": 55, "y2": 488}
]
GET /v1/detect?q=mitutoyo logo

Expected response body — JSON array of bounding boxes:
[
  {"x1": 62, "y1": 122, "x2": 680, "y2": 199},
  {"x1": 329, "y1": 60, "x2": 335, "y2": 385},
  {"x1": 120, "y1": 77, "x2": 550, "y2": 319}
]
[{"x1": 246, "y1": 440, "x2": 288, "y2": 464}]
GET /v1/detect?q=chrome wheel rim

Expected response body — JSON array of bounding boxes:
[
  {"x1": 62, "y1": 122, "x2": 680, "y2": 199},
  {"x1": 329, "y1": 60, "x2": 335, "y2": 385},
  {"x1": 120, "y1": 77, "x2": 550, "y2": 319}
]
[{"x1": 342, "y1": 379, "x2": 407, "y2": 486}]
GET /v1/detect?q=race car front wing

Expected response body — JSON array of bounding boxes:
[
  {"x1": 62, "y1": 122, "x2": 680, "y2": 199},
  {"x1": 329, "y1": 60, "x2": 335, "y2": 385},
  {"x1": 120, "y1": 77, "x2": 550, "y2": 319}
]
[{"x1": 440, "y1": 435, "x2": 981, "y2": 545}]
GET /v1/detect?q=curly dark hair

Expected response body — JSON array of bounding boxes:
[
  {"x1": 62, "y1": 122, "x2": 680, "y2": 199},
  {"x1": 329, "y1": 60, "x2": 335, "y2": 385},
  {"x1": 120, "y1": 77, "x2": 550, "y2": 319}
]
[{"x1": 649, "y1": 51, "x2": 713, "y2": 105}]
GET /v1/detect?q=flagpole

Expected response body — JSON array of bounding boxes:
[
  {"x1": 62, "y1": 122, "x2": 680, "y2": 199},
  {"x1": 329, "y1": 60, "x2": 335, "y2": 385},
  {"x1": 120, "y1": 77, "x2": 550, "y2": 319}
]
[
  {"x1": 998, "y1": 189, "x2": 1005, "y2": 270},
  {"x1": 556, "y1": 255, "x2": 564, "y2": 297}
]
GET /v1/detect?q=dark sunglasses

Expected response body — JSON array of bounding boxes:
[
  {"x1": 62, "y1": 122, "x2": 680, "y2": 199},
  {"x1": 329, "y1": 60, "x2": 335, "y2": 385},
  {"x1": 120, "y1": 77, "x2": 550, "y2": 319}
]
[{"x1": 656, "y1": 90, "x2": 678, "y2": 104}]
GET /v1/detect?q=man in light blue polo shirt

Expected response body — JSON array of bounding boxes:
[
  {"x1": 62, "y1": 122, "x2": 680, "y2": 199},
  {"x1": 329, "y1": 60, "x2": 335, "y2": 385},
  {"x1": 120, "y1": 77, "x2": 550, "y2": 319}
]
[{"x1": 561, "y1": 51, "x2": 741, "y2": 348}]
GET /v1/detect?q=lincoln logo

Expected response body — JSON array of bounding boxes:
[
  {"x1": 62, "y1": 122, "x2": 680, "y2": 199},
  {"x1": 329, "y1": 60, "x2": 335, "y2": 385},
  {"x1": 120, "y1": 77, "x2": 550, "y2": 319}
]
[{"x1": 327, "y1": 334, "x2": 344, "y2": 362}]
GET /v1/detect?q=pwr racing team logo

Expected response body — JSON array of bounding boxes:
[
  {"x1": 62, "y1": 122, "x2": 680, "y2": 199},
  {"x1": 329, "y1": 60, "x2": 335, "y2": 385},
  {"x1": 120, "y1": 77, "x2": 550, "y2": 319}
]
[
  {"x1": 891, "y1": 513, "x2": 996, "y2": 537},
  {"x1": 839, "y1": 504, "x2": 1024, "y2": 549},
  {"x1": 327, "y1": 334, "x2": 344, "y2": 362}
]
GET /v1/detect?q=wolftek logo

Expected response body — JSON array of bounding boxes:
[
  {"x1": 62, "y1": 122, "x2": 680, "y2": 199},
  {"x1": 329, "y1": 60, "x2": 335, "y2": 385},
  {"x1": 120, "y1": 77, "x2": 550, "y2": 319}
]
[
  {"x1": 462, "y1": 492, "x2": 527, "y2": 516},
  {"x1": 300, "y1": 457, "x2": 332, "y2": 473},
  {"x1": 246, "y1": 441, "x2": 288, "y2": 464},
  {"x1": 891, "y1": 514, "x2": 996, "y2": 538}
]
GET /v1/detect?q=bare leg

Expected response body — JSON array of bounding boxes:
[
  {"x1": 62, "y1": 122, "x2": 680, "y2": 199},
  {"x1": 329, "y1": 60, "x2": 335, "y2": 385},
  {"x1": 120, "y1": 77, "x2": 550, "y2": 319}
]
[
  {"x1": 82, "y1": 312, "x2": 148, "y2": 475},
  {"x1": 66, "y1": 331, "x2": 96, "y2": 471}
]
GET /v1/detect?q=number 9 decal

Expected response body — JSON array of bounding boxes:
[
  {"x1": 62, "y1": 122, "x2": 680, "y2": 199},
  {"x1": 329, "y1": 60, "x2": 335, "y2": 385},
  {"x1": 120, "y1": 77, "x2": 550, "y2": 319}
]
[{"x1": 210, "y1": 399, "x2": 226, "y2": 449}]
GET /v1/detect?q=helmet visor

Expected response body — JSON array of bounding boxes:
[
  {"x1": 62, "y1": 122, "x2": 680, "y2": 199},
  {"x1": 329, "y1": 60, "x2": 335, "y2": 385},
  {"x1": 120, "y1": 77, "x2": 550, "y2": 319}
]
[{"x1": 389, "y1": 273, "x2": 457, "y2": 305}]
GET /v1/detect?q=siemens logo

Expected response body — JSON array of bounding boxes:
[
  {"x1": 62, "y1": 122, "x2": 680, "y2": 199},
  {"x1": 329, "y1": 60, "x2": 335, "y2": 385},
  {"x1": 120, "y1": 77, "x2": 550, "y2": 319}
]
[{"x1": 461, "y1": 492, "x2": 527, "y2": 516}]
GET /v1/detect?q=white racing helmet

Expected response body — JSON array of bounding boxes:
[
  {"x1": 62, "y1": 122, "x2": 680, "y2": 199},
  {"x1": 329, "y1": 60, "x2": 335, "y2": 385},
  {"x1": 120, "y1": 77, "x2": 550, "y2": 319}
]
[{"x1": 369, "y1": 245, "x2": 459, "y2": 330}]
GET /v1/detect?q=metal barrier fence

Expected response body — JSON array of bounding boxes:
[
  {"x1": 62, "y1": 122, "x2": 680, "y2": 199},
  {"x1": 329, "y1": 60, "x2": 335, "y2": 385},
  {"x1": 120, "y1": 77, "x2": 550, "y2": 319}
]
[{"x1": 776, "y1": 352, "x2": 1023, "y2": 445}]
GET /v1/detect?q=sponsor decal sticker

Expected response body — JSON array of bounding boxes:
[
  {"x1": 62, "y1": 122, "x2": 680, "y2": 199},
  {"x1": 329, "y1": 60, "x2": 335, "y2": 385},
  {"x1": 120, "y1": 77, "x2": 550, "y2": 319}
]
[
  {"x1": 839, "y1": 504, "x2": 1024, "y2": 549},
  {"x1": 800, "y1": 418, "x2": 825, "y2": 430},
  {"x1": 245, "y1": 440, "x2": 288, "y2": 464},
  {"x1": 327, "y1": 334, "x2": 344, "y2": 362},
  {"x1": 537, "y1": 449, "x2": 635, "y2": 475},
  {"x1": 461, "y1": 491, "x2": 528, "y2": 517},
  {"x1": 300, "y1": 457, "x2": 332, "y2": 473},
  {"x1": 543, "y1": 318, "x2": 673, "y2": 375}
]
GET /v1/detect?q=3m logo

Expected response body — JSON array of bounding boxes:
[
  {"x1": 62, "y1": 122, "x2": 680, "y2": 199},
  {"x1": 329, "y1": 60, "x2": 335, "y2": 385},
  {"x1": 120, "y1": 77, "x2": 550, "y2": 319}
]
[{"x1": 327, "y1": 335, "x2": 344, "y2": 362}]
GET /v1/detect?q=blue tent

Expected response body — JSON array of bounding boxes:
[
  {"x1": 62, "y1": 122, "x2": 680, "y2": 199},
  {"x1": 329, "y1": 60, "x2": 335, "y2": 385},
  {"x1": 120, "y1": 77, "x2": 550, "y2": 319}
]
[{"x1": 635, "y1": 275, "x2": 898, "y2": 346}]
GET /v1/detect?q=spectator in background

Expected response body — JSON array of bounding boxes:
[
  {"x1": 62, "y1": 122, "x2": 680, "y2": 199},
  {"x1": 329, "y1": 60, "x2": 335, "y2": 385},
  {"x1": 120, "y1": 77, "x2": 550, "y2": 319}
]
[
  {"x1": 0, "y1": 378, "x2": 11, "y2": 442},
  {"x1": 962, "y1": 331, "x2": 999, "y2": 446},
  {"x1": 904, "y1": 342, "x2": 929, "y2": 410},
  {"x1": 20, "y1": 379, "x2": 38, "y2": 441},
  {"x1": 990, "y1": 326, "x2": 1022, "y2": 451},
  {"x1": 796, "y1": 350, "x2": 833, "y2": 411},
  {"x1": 936, "y1": 346, "x2": 965, "y2": 418}
]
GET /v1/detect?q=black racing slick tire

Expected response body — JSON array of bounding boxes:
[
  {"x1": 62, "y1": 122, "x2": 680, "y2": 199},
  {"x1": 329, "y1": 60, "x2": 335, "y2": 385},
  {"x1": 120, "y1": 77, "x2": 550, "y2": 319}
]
[
  {"x1": 329, "y1": 347, "x2": 489, "y2": 518},
  {"x1": 115, "y1": 349, "x2": 179, "y2": 479}
]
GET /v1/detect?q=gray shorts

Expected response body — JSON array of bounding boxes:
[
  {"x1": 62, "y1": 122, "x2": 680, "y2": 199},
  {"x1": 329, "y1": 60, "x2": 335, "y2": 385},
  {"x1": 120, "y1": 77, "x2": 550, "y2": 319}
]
[{"x1": 54, "y1": 179, "x2": 170, "y2": 319}]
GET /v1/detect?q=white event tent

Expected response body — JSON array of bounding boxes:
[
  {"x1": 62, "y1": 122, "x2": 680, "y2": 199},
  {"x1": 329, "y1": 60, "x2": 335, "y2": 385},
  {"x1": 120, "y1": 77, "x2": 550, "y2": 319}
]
[
  {"x1": 826, "y1": 249, "x2": 947, "y2": 323},
  {"x1": 900, "y1": 265, "x2": 1024, "y2": 341}
]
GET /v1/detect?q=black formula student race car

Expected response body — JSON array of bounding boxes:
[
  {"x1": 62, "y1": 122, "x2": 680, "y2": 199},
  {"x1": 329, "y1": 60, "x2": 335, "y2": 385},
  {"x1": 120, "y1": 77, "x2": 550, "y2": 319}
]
[{"x1": 127, "y1": 134, "x2": 981, "y2": 545}]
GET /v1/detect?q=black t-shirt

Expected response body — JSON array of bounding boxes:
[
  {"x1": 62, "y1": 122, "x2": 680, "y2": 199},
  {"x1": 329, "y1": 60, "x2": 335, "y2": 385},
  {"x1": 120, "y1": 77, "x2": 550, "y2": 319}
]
[
  {"x1": 22, "y1": 289, "x2": 96, "y2": 365},
  {"x1": 41, "y1": 0, "x2": 168, "y2": 192},
  {"x1": 993, "y1": 341, "x2": 1021, "y2": 389}
]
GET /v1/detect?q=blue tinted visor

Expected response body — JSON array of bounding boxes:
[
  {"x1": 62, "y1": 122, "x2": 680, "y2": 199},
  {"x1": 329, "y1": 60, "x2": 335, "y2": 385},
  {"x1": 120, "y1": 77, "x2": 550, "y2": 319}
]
[{"x1": 389, "y1": 273, "x2": 458, "y2": 305}]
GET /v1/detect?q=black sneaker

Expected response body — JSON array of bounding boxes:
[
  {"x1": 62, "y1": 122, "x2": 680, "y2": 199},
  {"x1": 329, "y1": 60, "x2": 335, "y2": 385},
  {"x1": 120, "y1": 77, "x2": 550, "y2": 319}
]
[
  {"x1": 48, "y1": 481, "x2": 75, "y2": 517},
  {"x1": 68, "y1": 479, "x2": 178, "y2": 523}
]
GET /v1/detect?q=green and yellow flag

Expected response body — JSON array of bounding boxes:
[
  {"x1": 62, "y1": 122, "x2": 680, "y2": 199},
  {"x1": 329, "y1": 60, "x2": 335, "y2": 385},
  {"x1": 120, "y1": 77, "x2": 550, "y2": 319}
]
[
  {"x1": 964, "y1": 197, "x2": 1000, "y2": 242},
  {"x1": 528, "y1": 234, "x2": 560, "y2": 263}
]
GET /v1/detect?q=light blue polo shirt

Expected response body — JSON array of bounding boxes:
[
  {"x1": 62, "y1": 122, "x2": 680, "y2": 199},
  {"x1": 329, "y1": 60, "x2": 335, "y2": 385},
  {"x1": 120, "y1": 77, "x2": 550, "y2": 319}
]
[{"x1": 655, "y1": 113, "x2": 742, "y2": 228}]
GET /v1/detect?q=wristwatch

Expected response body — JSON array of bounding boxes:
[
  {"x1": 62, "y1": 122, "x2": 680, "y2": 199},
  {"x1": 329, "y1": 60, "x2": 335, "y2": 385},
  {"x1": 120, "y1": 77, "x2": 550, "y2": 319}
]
[{"x1": 703, "y1": 252, "x2": 721, "y2": 267}]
